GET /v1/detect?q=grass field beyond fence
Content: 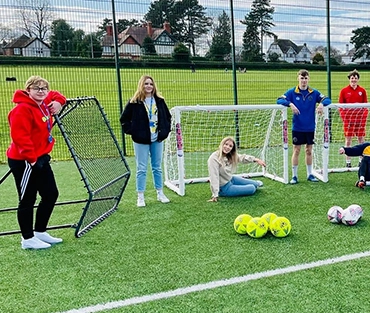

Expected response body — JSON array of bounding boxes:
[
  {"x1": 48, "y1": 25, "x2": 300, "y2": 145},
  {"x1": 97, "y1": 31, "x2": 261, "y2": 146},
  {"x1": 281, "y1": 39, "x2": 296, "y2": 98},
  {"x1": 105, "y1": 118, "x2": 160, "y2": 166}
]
[{"x1": 1, "y1": 66, "x2": 369, "y2": 162}]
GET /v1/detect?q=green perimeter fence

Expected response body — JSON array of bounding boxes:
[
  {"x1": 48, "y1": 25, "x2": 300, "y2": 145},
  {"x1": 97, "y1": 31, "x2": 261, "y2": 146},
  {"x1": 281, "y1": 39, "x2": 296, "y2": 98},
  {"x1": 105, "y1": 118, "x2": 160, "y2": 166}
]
[{"x1": 0, "y1": 0, "x2": 370, "y2": 163}]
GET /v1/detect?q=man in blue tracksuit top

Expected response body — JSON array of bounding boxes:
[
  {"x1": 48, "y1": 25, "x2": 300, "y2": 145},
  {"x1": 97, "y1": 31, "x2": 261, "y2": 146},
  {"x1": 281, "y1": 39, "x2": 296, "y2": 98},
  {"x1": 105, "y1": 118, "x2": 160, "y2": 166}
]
[{"x1": 277, "y1": 69, "x2": 331, "y2": 184}]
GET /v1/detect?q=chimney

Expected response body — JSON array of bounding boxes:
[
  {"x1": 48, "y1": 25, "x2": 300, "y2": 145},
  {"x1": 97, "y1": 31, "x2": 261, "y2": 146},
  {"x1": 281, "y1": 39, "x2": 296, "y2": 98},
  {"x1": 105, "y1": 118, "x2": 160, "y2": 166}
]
[
  {"x1": 106, "y1": 24, "x2": 113, "y2": 36},
  {"x1": 346, "y1": 44, "x2": 349, "y2": 54},
  {"x1": 273, "y1": 34, "x2": 278, "y2": 42},
  {"x1": 147, "y1": 21, "x2": 153, "y2": 37},
  {"x1": 163, "y1": 21, "x2": 171, "y2": 33}
]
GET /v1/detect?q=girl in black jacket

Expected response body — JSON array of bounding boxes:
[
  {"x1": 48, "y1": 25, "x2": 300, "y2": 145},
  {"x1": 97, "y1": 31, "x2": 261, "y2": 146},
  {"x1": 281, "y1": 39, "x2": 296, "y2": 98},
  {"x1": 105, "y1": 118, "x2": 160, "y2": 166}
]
[{"x1": 120, "y1": 75, "x2": 171, "y2": 207}]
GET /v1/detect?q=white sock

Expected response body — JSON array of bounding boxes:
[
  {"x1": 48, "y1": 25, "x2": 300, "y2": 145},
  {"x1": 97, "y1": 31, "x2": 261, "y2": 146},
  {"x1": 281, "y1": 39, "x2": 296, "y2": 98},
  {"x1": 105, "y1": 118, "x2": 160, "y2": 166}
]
[
  {"x1": 138, "y1": 192, "x2": 144, "y2": 199},
  {"x1": 306, "y1": 165, "x2": 313, "y2": 176},
  {"x1": 292, "y1": 166, "x2": 298, "y2": 177}
]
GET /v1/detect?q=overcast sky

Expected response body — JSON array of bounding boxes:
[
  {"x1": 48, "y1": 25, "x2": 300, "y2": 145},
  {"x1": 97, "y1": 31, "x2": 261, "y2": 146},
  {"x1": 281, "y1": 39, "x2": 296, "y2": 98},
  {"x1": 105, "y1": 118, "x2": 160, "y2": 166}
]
[{"x1": 1, "y1": 0, "x2": 369, "y2": 53}]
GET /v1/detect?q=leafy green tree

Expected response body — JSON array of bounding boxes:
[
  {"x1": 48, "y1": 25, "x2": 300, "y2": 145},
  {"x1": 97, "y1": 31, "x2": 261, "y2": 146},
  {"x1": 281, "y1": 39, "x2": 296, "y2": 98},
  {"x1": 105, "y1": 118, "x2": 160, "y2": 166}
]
[
  {"x1": 144, "y1": 0, "x2": 178, "y2": 29},
  {"x1": 97, "y1": 18, "x2": 140, "y2": 39},
  {"x1": 350, "y1": 26, "x2": 370, "y2": 62},
  {"x1": 206, "y1": 10, "x2": 231, "y2": 61},
  {"x1": 50, "y1": 19, "x2": 75, "y2": 56},
  {"x1": 174, "y1": 0, "x2": 212, "y2": 56},
  {"x1": 241, "y1": 15, "x2": 263, "y2": 62},
  {"x1": 313, "y1": 45, "x2": 342, "y2": 65},
  {"x1": 73, "y1": 29, "x2": 85, "y2": 57},
  {"x1": 268, "y1": 52, "x2": 280, "y2": 62},
  {"x1": 144, "y1": 0, "x2": 211, "y2": 56},
  {"x1": 172, "y1": 42, "x2": 190, "y2": 62},
  {"x1": 312, "y1": 52, "x2": 324, "y2": 64},
  {"x1": 142, "y1": 36, "x2": 157, "y2": 55},
  {"x1": 241, "y1": 0, "x2": 275, "y2": 57}
]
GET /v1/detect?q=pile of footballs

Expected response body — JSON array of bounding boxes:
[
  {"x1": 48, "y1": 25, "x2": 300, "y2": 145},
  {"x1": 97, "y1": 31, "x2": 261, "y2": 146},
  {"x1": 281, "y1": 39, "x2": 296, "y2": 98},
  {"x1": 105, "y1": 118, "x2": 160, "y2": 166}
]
[
  {"x1": 327, "y1": 204, "x2": 363, "y2": 225},
  {"x1": 233, "y1": 212, "x2": 291, "y2": 238}
]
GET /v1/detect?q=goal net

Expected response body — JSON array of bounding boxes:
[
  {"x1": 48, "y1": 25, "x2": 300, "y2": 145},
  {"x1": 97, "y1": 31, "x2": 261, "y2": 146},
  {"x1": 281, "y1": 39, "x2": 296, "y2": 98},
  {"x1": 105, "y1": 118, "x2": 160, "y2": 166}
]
[
  {"x1": 314, "y1": 103, "x2": 370, "y2": 180},
  {"x1": 164, "y1": 105, "x2": 289, "y2": 196}
]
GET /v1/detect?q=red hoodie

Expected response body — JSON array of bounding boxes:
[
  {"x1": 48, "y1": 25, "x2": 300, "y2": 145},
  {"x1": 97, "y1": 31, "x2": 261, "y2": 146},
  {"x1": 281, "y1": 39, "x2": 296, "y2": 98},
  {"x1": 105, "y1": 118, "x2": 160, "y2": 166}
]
[{"x1": 7, "y1": 90, "x2": 67, "y2": 164}]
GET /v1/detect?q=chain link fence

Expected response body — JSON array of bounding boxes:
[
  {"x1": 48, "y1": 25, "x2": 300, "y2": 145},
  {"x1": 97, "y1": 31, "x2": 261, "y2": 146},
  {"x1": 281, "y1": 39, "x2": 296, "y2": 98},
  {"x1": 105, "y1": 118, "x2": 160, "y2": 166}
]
[{"x1": 0, "y1": 0, "x2": 369, "y2": 162}]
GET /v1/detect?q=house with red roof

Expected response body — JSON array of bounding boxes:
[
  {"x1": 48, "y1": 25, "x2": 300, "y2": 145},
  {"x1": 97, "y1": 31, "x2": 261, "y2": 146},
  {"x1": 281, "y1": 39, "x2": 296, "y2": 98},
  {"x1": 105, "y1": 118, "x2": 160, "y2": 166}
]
[{"x1": 102, "y1": 22, "x2": 177, "y2": 59}]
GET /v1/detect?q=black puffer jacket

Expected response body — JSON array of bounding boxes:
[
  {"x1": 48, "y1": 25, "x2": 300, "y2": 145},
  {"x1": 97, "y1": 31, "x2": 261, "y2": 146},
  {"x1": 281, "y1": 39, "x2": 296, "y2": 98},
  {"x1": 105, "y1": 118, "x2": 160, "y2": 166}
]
[{"x1": 120, "y1": 96, "x2": 171, "y2": 144}]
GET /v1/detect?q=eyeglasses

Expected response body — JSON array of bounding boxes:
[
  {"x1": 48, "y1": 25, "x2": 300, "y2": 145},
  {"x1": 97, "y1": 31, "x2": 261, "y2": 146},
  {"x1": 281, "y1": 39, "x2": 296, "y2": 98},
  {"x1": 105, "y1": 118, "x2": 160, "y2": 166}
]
[{"x1": 31, "y1": 86, "x2": 49, "y2": 92}]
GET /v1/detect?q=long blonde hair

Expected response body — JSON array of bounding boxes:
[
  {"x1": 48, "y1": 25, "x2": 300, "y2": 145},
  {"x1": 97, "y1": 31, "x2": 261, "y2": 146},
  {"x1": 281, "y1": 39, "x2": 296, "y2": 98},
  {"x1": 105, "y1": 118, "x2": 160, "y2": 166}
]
[
  {"x1": 217, "y1": 136, "x2": 238, "y2": 170},
  {"x1": 130, "y1": 75, "x2": 164, "y2": 103}
]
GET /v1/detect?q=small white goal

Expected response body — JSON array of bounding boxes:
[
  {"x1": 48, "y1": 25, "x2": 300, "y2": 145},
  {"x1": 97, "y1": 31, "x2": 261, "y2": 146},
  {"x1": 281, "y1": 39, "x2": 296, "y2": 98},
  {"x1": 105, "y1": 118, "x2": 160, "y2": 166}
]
[{"x1": 163, "y1": 105, "x2": 289, "y2": 196}]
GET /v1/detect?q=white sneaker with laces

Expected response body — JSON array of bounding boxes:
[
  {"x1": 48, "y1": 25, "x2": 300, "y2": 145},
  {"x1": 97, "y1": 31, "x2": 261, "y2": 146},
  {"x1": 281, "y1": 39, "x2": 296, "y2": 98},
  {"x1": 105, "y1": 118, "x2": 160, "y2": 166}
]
[
  {"x1": 34, "y1": 231, "x2": 63, "y2": 244},
  {"x1": 137, "y1": 197, "x2": 146, "y2": 207},
  {"x1": 157, "y1": 193, "x2": 170, "y2": 203},
  {"x1": 21, "y1": 236, "x2": 51, "y2": 250}
]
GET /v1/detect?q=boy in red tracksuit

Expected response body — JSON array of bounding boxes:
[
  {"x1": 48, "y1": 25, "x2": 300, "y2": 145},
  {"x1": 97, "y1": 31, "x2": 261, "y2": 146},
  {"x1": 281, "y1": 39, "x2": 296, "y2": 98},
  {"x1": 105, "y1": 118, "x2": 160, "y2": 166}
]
[
  {"x1": 339, "y1": 143, "x2": 370, "y2": 189},
  {"x1": 7, "y1": 75, "x2": 66, "y2": 249},
  {"x1": 339, "y1": 69, "x2": 368, "y2": 168}
]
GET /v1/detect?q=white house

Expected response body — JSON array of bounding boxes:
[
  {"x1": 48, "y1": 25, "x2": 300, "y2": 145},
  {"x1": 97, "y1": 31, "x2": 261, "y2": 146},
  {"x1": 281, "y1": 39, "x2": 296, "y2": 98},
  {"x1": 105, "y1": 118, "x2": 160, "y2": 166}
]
[
  {"x1": 266, "y1": 35, "x2": 311, "y2": 63},
  {"x1": 341, "y1": 44, "x2": 370, "y2": 64},
  {"x1": 3, "y1": 35, "x2": 51, "y2": 57}
]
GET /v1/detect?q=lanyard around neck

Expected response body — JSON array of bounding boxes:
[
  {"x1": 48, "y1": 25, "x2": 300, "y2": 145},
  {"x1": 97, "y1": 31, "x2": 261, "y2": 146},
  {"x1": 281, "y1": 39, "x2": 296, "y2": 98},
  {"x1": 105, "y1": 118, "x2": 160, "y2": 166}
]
[
  {"x1": 145, "y1": 97, "x2": 153, "y2": 119},
  {"x1": 39, "y1": 102, "x2": 53, "y2": 143}
]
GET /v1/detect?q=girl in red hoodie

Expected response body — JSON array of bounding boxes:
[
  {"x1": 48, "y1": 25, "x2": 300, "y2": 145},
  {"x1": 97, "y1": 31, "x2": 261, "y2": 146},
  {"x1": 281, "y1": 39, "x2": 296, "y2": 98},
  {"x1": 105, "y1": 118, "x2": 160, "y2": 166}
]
[{"x1": 7, "y1": 75, "x2": 66, "y2": 249}]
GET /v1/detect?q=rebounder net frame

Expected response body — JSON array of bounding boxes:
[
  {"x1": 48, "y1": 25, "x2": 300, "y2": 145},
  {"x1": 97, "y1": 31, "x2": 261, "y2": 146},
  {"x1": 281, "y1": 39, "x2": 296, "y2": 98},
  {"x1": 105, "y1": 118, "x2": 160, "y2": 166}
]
[
  {"x1": 0, "y1": 96, "x2": 130, "y2": 238},
  {"x1": 56, "y1": 96, "x2": 130, "y2": 237}
]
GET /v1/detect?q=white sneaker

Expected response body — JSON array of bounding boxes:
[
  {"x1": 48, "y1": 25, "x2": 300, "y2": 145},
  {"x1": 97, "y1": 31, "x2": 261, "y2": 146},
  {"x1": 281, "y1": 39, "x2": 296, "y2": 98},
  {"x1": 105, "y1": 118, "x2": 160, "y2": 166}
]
[
  {"x1": 34, "y1": 231, "x2": 63, "y2": 244},
  {"x1": 137, "y1": 197, "x2": 146, "y2": 207},
  {"x1": 157, "y1": 193, "x2": 170, "y2": 203},
  {"x1": 255, "y1": 180, "x2": 264, "y2": 187},
  {"x1": 21, "y1": 236, "x2": 51, "y2": 250}
]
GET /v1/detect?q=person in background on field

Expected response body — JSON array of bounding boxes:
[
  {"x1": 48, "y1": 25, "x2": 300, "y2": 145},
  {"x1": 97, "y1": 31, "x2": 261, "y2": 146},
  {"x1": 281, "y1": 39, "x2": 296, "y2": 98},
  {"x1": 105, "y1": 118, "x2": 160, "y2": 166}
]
[
  {"x1": 339, "y1": 69, "x2": 368, "y2": 168},
  {"x1": 120, "y1": 75, "x2": 172, "y2": 207},
  {"x1": 339, "y1": 143, "x2": 370, "y2": 189},
  {"x1": 277, "y1": 69, "x2": 331, "y2": 184},
  {"x1": 207, "y1": 136, "x2": 266, "y2": 202},
  {"x1": 7, "y1": 75, "x2": 66, "y2": 250}
]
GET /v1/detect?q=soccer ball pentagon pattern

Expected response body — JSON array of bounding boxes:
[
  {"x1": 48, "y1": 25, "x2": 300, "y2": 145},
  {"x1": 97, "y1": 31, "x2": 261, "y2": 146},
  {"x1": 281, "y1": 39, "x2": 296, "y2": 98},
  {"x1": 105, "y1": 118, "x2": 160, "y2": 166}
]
[
  {"x1": 270, "y1": 216, "x2": 292, "y2": 238},
  {"x1": 342, "y1": 204, "x2": 363, "y2": 226},
  {"x1": 233, "y1": 214, "x2": 253, "y2": 234},
  {"x1": 246, "y1": 217, "x2": 269, "y2": 238},
  {"x1": 327, "y1": 205, "x2": 345, "y2": 224}
]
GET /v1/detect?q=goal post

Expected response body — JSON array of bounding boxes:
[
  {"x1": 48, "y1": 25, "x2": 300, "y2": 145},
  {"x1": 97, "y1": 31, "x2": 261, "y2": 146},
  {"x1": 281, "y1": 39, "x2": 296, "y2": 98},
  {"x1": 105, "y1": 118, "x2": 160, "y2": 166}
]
[
  {"x1": 164, "y1": 105, "x2": 289, "y2": 196},
  {"x1": 314, "y1": 102, "x2": 370, "y2": 179}
]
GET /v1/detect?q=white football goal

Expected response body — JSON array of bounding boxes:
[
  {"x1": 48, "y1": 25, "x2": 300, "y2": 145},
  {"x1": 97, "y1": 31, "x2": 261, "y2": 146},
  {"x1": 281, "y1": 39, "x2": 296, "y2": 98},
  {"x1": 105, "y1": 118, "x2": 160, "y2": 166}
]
[
  {"x1": 163, "y1": 105, "x2": 290, "y2": 196},
  {"x1": 314, "y1": 102, "x2": 370, "y2": 180},
  {"x1": 164, "y1": 103, "x2": 370, "y2": 196}
]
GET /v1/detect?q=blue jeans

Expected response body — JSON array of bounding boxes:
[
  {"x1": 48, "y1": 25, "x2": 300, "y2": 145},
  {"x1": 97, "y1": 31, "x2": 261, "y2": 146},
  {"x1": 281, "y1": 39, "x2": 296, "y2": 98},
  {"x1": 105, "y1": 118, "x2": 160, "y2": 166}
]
[
  {"x1": 134, "y1": 141, "x2": 164, "y2": 193},
  {"x1": 219, "y1": 176, "x2": 258, "y2": 197}
]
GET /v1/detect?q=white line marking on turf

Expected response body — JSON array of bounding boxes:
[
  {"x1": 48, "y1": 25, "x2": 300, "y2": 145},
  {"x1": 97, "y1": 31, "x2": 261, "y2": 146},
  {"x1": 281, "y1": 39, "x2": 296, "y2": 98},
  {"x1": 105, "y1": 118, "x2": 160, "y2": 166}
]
[{"x1": 58, "y1": 251, "x2": 370, "y2": 313}]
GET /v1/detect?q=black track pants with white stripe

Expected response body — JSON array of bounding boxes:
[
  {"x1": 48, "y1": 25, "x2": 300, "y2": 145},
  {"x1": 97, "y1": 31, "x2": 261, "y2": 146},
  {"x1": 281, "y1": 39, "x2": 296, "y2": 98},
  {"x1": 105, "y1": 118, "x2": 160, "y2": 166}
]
[{"x1": 8, "y1": 158, "x2": 59, "y2": 239}]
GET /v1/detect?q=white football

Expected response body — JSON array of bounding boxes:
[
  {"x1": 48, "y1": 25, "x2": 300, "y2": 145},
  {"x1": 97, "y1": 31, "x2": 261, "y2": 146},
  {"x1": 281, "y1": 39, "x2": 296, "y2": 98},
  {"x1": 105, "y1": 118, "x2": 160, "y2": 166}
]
[
  {"x1": 327, "y1": 206, "x2": 344, "y2": 223},
  {"x1": 342, "y1": 204, "x2": 363, "y2": 226}
]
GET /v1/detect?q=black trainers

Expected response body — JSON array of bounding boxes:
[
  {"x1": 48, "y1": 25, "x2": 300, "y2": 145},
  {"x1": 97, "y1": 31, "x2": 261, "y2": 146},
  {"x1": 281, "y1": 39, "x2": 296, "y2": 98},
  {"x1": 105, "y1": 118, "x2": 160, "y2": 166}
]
[
  {"x1": 355, "y1": 180, "x2": 365, "y2": 189},
  {"x1": 346, "y1": 163, "x2": 352, "y2": 168}
]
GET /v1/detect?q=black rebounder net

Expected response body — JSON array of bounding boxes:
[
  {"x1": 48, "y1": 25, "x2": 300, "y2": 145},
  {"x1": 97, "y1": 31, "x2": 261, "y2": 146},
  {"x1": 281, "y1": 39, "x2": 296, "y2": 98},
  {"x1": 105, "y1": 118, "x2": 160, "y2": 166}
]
[{"x1": 55, "y1": 96, "x2": 130, "y2": 237}]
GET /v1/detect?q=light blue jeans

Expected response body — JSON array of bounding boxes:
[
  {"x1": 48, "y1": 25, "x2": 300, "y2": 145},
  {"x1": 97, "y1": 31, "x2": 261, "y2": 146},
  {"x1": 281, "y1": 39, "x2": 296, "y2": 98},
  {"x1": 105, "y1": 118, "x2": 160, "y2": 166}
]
[
  {"x1": 134, "y1": 141, "x2": 164, "y2": 193},
  {"x1": 219, "y1": 176, "x2": 258, "y2": 197}
]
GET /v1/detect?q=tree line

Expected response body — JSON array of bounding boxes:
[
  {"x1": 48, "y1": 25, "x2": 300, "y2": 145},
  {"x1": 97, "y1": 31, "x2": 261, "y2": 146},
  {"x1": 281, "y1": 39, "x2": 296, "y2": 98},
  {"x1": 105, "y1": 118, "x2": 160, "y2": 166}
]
[{"x1": 1, "y1": 0, "x2": 370, "y2": 63}]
